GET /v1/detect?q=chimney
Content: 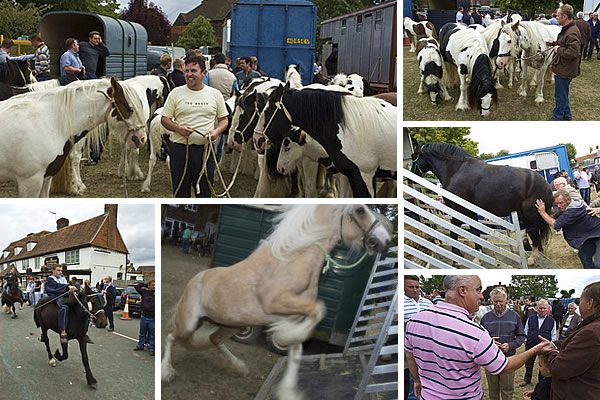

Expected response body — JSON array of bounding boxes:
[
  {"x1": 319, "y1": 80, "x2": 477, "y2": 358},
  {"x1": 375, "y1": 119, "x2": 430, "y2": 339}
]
[
  {"x1": 56, "y1": 218, "x2": 69, "y2": 230},
  {"x1": 105, "y1": 204, "x2": 118, "y2": 248}
]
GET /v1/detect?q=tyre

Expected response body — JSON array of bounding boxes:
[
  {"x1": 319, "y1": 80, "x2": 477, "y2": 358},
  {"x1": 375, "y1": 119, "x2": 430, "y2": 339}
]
[
  {"x1": 266, "y1": 332, "x2": 289, "y2": 355},
  {"x1": 232, "y1": 325, "x2": 263, "y2": 344}
]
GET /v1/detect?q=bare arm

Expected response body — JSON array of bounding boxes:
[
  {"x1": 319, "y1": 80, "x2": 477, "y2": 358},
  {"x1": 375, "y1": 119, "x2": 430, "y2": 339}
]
[
  {"x1": 205, "y1": 117, "x2": 228, "y2": 141},
  {"x1": 405, "y1": 351, "x2": 422, "y2": 398},
  {"x1": 161, "y1": 116, "x2": 193, "y2": 139},
  {"x1": 535, "y1": 199, "x2": 556, "y2": 227},
  {"x1": 64, "y1": 65, "x2": 84, "y2": 74},
  {"x1": 501, "y1": 336, "x2": 556, "y2": 375}
]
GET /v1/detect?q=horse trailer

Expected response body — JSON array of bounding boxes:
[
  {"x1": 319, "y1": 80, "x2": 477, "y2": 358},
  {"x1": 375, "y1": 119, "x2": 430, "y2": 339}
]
[
  {"x1": 38, "y1": 11, "x2": 148, "y2": 79},
  {"x1": 210, "y1": 204, "x2": 380, "y2": 350},
  {"x1": 320, "y1": 1, "x2": 397, "y2": 92},
  {"x1": 229, "y1": 0, "x2": 318, "y2": 86}
]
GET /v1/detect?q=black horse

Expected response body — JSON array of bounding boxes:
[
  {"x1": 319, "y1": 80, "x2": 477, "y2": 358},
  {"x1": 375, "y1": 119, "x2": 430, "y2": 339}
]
[
  {"x1": 33, "y1": 283, "x2": 108, "y2": 388},
  {"x1": 0, "y1": 59, "x2": 33, "y2": 86},
  {"x1": 410, "y1": 142, "x2": 553, "y2": 266},
  {"x1": 1, "y1": 276, "x2": 24, "y2": 318}
]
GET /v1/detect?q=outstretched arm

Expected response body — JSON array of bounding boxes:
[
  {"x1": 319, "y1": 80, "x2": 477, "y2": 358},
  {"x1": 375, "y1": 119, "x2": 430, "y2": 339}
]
[{"x1": 535, "y1": 199, "x2": 556, "y2": 226}]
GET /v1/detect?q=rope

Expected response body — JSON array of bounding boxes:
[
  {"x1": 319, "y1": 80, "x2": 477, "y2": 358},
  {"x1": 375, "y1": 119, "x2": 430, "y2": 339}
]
[
  {"x1": 314, "y1": 241, "x2": 369, "y2": 275},
  {"x1": 32, "y1": 290, "x2": 71, "y2": 311},
  {"x1": 123, "y1": 146, "x2": 128, "y2": 198},
  {"x1": 173, "y1": 138, "x2": 189, "y2": 198}
]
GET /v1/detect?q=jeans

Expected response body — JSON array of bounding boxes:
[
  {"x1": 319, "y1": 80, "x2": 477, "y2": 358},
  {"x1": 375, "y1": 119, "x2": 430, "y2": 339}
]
[
  {"x1": 56, "y1": 298, "x2": 70, "y2": 331},
  {"x1": 408, "y1": 372, "x2": 417, "y2": 400},
  {"x1": 169, "y1": 142, "x2": 215, "y2": 198},
  {"x1": 552, "y1": 75, "x2": 572, "y2": 120},
  {"x1": 104, "y1": 304, "x2": 114, "y2": 329},
  {"x1": 580, "y1": 187, "x2": 591, "y2": 205},
  {"x1": 137, "y1": 315, "x2": 155, "y2": 352},
  {"x1": 579, "y1": 238, "x2": 600, "y2": 268},
  {"x1": 36, "y1": 75, "x2": 52, "y2": 81},
  {"x1": 181, "y1": 238, "x2": 190, "y2": 254}
]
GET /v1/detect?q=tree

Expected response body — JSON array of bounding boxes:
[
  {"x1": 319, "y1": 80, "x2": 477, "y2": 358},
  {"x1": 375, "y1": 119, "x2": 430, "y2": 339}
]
[
  {"x1": 560, "y1": 142, "x2": 577, "y2": 163},
  {"x1": 176, "y1": 15, "x2": 216, "y2": 49},
  {"x1": 560, "y1": 289, "x2": 575, "y2": 298},
  {"x1": 419, "y1": 275, "x2": 445, "y2": 296},
  {"x1": 121, "y1": 0, "x2": 171, "y2": 45},
  {"x1": 479, "y1": 149, "x2": 510, "y2": 160},
  {"x1": 16, "y1": 0, "x2": 119, "y2": 16},
  {"x1": 407, "y1": 127, "x2": 478, "y2": 156},
  {"x1": 510, "y1": 275, "x2": 558, "y2": 299},
  {"x1": 0, "y1": 0, "x2": 46, "y2": 40}
]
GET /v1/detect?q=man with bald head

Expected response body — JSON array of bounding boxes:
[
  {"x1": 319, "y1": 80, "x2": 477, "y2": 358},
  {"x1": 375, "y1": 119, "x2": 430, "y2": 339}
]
[
  {"x1": 405, "y1": 275, "x2": 554, "y2": 399},
  {"x1": 520, "y1": 299, "x2": 556, "y2": 387}
]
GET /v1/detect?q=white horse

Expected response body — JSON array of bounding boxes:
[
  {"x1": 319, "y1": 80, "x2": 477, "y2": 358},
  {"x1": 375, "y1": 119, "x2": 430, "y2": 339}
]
[
  {"x1": 284, "y1": 65, "x2": 303, "y2": 89},
  {"x1": 404, "y1": 17, "x2": 438, "y2": 52},
  {"x1": 416, "y1": 38, "x2": 452, "y2": 104},
  {"x1": 161, "y1": 204, "x2": 391, "y2": 400},
  {"x1": 0, "y1": 77, "x2": 147, "y2": 197},
  {"x1": 500, "y1": 21, "x2": 560, "y2": 104}
]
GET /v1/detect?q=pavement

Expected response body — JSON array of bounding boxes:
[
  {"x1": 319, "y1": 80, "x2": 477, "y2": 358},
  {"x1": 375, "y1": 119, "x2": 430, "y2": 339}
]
[{"x1": 0, "y1": 303, "x2": 154, "y2": 400}]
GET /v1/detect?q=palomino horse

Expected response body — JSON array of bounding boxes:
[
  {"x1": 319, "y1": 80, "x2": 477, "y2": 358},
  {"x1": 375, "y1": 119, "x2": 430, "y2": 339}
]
[
  {"x1": 0, "y1": 76, "x2": 147, "y2": 197},
  {"x1": 161, "y1": 204, "x2": 391, "y2": 399},
  {"x1": 1, "y1": 277, "x2": 24, "y2": 318},
  {"x1": 34, "y1": 283, "x2": 108, "y2": 388},
  {"x1": 410, "y1": 142, "x2": 553, "y2": 266}
]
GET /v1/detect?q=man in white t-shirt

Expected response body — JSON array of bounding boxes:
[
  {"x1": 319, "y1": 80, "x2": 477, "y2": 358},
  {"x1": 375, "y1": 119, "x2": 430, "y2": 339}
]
[{"x1": 161, "y1": 55, "x2": 229, "y2": 197}]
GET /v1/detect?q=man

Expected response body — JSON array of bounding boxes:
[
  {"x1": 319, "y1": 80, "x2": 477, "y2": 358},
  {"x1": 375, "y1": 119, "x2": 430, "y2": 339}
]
[
  {"x1": 559, "y1": 302, "x2": 582, "y2": 339},
  {"x1": 406, "y1": 276, "x2": 554, "y2": 399},
  {"x1": 161, "y1": 56, "x2": 229, "y2": 198},
  {"x1": 168, "y1": 58, "x2": 186, "y2": 87},
  {"x1": 59, "y1": 38, "x2": 85, "y2": 77},
  {"x1": 44, "y1": 264, "x2": 78, "y2": 344},
  {"x1": 133, "y1": 280, "x2": 155, "y2": 356},
  {"x1": 26, "y1": 276, "x2": 35, "y2": 306},
  {"x1": 522, "y1": 296, "x2": 538, "y2": 327},
  {"x1": 575, "y1": 166, "x2": 591, "y2": 204},
  {"x1": 29, "y1": 33, "x2": 51, "y2": 81},
  {"x1": 78, "y1": 31, "x2": 109, "y2": 79},
  {"x1": 456, "y1": 6, "x2": 464, "y2": 23},
  {"x1": 588, "y1": 12, "x2": 600, "y2": 60},
  {"x1": 547, "y1": 4, "x2": 581, "y2": 121},
  {"x1": 154, "y1": 54, "x2": 171, "y2": 77},
  {"x1": 432, "y1": 289, "x2": 444, "y2": 304},
  {"x1": 208, "y1": 52, "x2": 237, "y2": 101},
  {"x1": 464, "y1": 8, "x2": 475, "y2": 25},
  {"x1": 0, "y1": 38, "x2": 34, "y2": 65},
  {"x1": 235, "y1": 56, "x2": 261, "y2": 87},
  {"x1": 553, "y1": 176, "x2": 583, "y2": 201},
  {"x1": 404, "y1": 275, "x2": 433, "y2": 400},
  {"x1": 536, "y1": 189, "x2": 600, "y2": 268},
  {"x1": 102, "y1": 276, "x2": 116, "y2": 332},
  {"x1": 480, "y1": 288, "x2": 526, "y2": 400},
  {"x1": 550, "y1": 12, "x2": 559, "y2": 25},
  {"x1": 521, "y1": 299, "x2": 556, "y2": 387},
  {"x1": 591, "y1": 165, "x2": 600, "y2": 192},
  {"x1": 181, "y1": 226, "x2": 192, "y2": 254},
  {"x1": 472, "y1": 8, "x2": 482, "y2": 25},
  {"x1": 575, "y1": 12, "x2": 591, "y2": 75}
]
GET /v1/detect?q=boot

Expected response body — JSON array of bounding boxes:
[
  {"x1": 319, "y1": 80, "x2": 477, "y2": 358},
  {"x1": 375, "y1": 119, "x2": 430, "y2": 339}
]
[{"x1": 84, "y1": 334, "x2": 94, "y2": 344}]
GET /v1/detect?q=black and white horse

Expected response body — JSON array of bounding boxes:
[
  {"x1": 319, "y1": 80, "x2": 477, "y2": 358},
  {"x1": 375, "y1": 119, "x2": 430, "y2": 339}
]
[
  {"x1": 254, "y1": 83, "x2": 396, "y2": 197},
  {"x1": 440, "y1": 23, "x2": 497, "y2": 117},
  {"x1": 416, "y1": 38, "x2": 452, "y2": 104}
]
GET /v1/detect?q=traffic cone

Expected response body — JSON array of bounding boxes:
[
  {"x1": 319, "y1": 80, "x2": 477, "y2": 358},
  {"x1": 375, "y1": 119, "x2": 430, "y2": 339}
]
[{"x1": 119, "y1": 296, "x2": 132, "y2": 320}]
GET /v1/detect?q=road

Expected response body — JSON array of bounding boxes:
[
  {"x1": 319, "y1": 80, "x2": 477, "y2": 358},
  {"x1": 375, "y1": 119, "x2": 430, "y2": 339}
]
[{"x1": 0, "y1": 304, "x2": 154, "y2": 400}]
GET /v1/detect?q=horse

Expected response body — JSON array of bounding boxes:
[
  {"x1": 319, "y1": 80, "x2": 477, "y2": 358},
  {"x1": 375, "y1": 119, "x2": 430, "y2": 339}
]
[
  {"x1": 415, "y1": 38, "x2": 453, "y2": 104},
  {"x1": 0, "y1": 59, "x2": 33, "y2": 86},
  {"x1": 410, "y1": 142, "x2": 553, "y2": 266},
  {"x1": 253, "y1": 82, "x2": 396, "y2": 197},
  {"x1": 161, "y1": 204, "x2": 391, "y2": 399},
  {"x1": 440, "y1": 23, "x2": 497, "y2": 117},
  {"x1": 2, "y1": 276, "x2": 24, "y2": 318},
  {"x1": 330, "y1": 73, "x2": 372, "y2": 97},
  {"x1": 404, "y1": 17, "x2": 439, "y2": 52},
  {"x1": 0, "y1": 76, "x2": 148, "y2": 197},
  {"x1": 34, "y1": 282, "x2": 108, "y2": 388},
  {"x1": 498, "y1": 20, "x2": 560, "y2": 104},
  {"x1": 284, "y1": 64, "x2": 303, "y2": 89}
]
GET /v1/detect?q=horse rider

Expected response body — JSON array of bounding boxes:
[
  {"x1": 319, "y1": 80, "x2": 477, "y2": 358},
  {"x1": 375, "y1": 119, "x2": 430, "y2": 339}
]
[{"x1": 45, "y1": 264, "x2": 79, "y2": 344}]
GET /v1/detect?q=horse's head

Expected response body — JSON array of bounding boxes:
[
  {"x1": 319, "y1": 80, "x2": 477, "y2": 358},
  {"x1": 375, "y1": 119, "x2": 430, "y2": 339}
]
[
  {"x1": 338, "y1": 205, "x2": 391, "y2": 254},
  {"x1": 276, "y1": 127, "x2": 305, "y2": 175},
  {"x1": 230, "y1": 90, "x2": 266, "y2": 151},
  {"x1": 83, "y1": 283, "x2": 107, "y2": 329},
  {"x1": 253, "y1": 82, "x2": 293, "y2": 154},
  {"x1": 106, "y1": 76, "x2": 148, "y2": 149},
  {"x1": 410, "y1": 143, "x2": 431, "y2": 176}
]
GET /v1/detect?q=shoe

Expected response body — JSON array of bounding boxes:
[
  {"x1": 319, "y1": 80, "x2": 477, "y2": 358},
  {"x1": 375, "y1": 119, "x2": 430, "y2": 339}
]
[
  {"x1": 84, "y1": 334, "x2": 94, "y2": 344},
  {"x1": 107, "y1": 327, "x2": 114, "y2": 332},
  {"x1": 563, "y1": 117, "x2": 572, "y2": 121},
  {"x1": 519, "y1": 381, "x2": 530, "y2": 387},
  {"x1": 150, "y1": 351, "x2": 154, "y2": 356},
  {"x1": 60, "y1": 333, "x2": 68, "y2": 344},
  {"x1": 548, "y1": 116, "x2": 561, "y2": 121},
  {"x1": 84, "y1": 159, "x2": 97, "y2": 166},
  {"x1": 133, "y1": 347, "x2": 144, "y2": 351}
]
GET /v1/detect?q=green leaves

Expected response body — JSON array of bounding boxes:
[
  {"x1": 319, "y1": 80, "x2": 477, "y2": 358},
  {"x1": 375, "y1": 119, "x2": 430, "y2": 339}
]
[
  {"x1": 176, "y1": 15, "x2": 217, "y2": 49},
  {"x1": 0, "y1": 0, "x2": 46, "y2": 40},
  {"x1": 407, "y1": 127, "x2": 479, "y2": 156}
]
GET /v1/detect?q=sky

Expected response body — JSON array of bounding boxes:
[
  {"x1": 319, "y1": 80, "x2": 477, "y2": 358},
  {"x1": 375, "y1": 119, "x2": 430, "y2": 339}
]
[
  {"x1": 118, "y1": 0, "x2": 199, "y2": 23},
  {"x1": 468, "y1": 124, "x2": 600, "y2": 158},
  {"x1": 0, "y1": 202, "x2": 155, "y2": 266}
]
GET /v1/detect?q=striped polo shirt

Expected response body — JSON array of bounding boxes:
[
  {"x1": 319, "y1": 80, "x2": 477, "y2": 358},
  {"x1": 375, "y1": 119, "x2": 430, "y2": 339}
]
[
  {"x1": 405, "y1": 302, "x2": 508, "y2": 400},
  {"x1": 404, "y1": 295, "x2": 434, "y2": 321}
]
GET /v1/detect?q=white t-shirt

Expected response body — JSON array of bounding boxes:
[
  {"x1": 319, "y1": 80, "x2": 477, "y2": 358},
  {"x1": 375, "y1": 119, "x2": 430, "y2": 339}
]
[{"x1": 161, "y1": 84, "x2": 228, "y2": 145}]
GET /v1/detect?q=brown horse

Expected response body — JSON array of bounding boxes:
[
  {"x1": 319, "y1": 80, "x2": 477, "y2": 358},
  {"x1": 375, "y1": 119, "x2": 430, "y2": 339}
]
[
  {"x1": 34, "y1": 283, "x2": 108, "y2": 388},
  {"x1": 161, "y1": 204, "x2": 391, "y2": 399},
  {"x1": 1, "y1": 276, "x2": 24, "y2": 318}
]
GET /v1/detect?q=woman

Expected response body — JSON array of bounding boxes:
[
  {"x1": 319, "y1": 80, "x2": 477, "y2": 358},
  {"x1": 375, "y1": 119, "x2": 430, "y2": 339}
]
[{"x1": 546, "y1": 281, "x2": 600, "y2": 399}]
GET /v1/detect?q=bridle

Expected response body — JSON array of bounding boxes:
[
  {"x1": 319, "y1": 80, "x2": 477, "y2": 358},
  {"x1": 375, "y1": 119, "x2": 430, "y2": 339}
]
[
  {"x1": 340, "y1": 209, "x2": 381, "y2": 250},
  {"x1": 234, "y1": 103, "x2": 260, "y2": 140},
  {"x1": 253, "y1": 97, "x2": 293, "y2": 139},
  {"x1": 74, "y1": 292, "x2": 106, "y2": 321},
  {"x1": 410, "y1": 152, "x2": 427, "y2": 176},
  {"x1": 97, "y1": 88, "x2": 146, "y2": 133}
]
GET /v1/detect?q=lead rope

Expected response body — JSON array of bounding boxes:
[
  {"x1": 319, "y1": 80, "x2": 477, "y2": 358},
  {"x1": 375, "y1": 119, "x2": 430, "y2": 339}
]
[
  {"x1": 32, "y1": 290, "x2": 71, "y2": 311},
  {"x1": 173, "y1": 138, "x2": 190, "y2": 198},
  {"x1": 314, "y1": 241, "x2": 369, "y2": 275}
]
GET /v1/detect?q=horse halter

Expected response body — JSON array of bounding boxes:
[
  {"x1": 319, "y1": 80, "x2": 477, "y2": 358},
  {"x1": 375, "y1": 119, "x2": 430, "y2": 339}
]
[
  {"x1": 340, "y1": 210, "x2": 381, "y2": 250},
  {"x1": 97, "y1": 89, "x2": 145, "y2": 132},
  {"x1": 410, "y1": 152, "x2": 427, "y2": 176},
  {"x1": 254, "y1": 97, "x2": 293, "y2": 137},
  {"x1": 235, "y1": 104, "x2": 259, "y2": 139},
  {"x1": 74, "y1": 292, "x2": 106, "y2": 321}
]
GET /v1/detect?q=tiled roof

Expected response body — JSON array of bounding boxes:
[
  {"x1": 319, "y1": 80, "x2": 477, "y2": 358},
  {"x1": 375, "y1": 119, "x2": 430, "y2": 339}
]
[
  {"x1": 1, "y1": 213, "x2": 128, "y2": 264},
  {"x1": 175, "y1": 0, "x2": 235, "y2": 25}
]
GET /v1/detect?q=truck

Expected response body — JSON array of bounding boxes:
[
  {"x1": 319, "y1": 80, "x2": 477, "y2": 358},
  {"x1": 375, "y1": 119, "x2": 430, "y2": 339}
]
[
  {"x1": 320, "y1": 1, "x2": 397, "y2": 93},
  {"x1": 229, "y1": 0, "x2": 317, "y2": 86},
  {"x1": 485, "y1": 144, "x2": 574, "y2": 183}
]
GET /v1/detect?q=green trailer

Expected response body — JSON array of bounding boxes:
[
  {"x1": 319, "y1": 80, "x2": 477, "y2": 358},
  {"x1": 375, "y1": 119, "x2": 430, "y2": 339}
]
[{"x1": 211, "y1": 205, "x2": 378, "y2": 351}]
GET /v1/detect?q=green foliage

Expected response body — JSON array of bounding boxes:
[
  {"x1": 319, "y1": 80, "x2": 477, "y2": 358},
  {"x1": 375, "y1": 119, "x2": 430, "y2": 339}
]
[
  {"x1": 16, "y1": 0, "x2": 119, "y2": 16},
  {"x1": 0, "y1": 1, "x2": 47, "y2": 40},
  {"x1": 510, "y1": 275, "x2": 558, "y2": 299},
  {"x1": 419, "y1": 275, "x2": 445, "y2": 295},
  {"x1": 480, "y1": 149, "x2": 510, "y2": 160},
  {"x1": 560, "y1": 289, "x2": 575, "y2": 298},
  {"x1": 176, "y1": 15, "x2": 216, "y2": 49},
  {"x1": 560, "y1": 142, "x2": 577, "y2": 163},
  {"x1": 408, "y1": 127, "x2": 479, "y2": 156}
]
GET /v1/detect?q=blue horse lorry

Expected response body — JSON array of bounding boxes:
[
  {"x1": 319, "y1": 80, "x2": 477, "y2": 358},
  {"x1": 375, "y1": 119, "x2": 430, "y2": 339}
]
[{"x1": 229, "y1": 0, "x2": 318, "y2": 86}]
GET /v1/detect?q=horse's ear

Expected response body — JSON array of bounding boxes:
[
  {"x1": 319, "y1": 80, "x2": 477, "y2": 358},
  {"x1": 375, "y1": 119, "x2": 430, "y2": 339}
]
[
  {"x1": 275, "y1": 83, "x2": 285, "y2": 98},
  {"x1": 285, "y1": 64, "x2": 289, "y2": 71},
  {"x1": 501, "y1": 20, "x2": 505, "y2": 27},
  {"x1": 294, "y1": 64, "x2": 300, "y2": 73},
  {"x1": 284, "y1": 81, "x2": 291, "y2": 90},
  {"x1": 512, "y1": 21, "x2": 520, "y2": 31}
]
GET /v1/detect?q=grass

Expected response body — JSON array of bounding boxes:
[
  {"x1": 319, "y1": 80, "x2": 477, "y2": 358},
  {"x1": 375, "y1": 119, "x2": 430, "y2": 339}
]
[{"x1": 402, "y1": 45, "x2": 600, "y2": 121}]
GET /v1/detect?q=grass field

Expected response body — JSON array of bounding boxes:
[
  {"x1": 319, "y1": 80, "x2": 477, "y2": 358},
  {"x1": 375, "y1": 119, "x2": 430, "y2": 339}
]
[{"x1": 402, "y1": 45, "x2": 600, "y2": 121}]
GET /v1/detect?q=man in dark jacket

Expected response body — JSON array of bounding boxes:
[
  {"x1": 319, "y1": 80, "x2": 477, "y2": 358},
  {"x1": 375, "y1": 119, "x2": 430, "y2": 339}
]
[
  {"x1": 78, "y1": 31, "x2": 109, "y2": 79},
  {"x1": 588, "y1": 12, "x2": 600, "y2": 60},
  {"x1": 521, "y1": 299, "x2": 556, "y2": 387},
  {"x1": 133, "y1": 280, "x2": 155, "y2": 355},
  {"x1": 102, "y1": 276, "x2": 117, "y2": 331},
  {"x1": 45, "y1": 265, "x2": 78, "y2": 344},
  {"x1": 546, "y1": 4, "x2": 581, "y2": 121},
  {"x1": 575, "y1": 11, "x2": 591, "y2": 74}
]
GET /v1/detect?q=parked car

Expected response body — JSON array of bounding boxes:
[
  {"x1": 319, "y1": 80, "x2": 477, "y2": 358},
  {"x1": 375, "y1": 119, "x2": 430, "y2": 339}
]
[
  {"x1": 120, "y1": 285, "x2": 141, "y2": 315},
  {"x1": 114, "y1": 287, "x2": 124, "y2": 310}
]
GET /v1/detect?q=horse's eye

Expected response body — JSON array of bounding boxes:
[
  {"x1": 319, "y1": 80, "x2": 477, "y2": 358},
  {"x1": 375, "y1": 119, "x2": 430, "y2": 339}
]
[
  {"x1": 356, "y1": 206, "x2": 366, "y2": 216},
  {"x1": 284, "y1": 147, "x2": 290, "y2": 152},
  {"x1": 507, "y1": 40, "x2": 511, "y2": 44}
]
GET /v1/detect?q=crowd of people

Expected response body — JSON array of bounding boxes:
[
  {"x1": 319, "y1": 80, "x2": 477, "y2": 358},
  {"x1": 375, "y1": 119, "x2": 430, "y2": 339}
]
[{"x1": 404, "y1": 275, "x2": 600, "y2": 400}]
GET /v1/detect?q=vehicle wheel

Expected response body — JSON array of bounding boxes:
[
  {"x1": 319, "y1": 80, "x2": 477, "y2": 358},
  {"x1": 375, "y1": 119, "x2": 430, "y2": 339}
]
[
  {"x1": 266, "y1": 333, "x2": 288, "y2": 355},
  {"x1": 232, "y1": 326, "x2": 263, "y2": 344}
]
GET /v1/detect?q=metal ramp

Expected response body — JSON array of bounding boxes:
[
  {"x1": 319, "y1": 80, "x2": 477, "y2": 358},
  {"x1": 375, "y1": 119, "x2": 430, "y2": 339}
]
[{"x1": 254, "y1": 248, "x2": 398, "y2": 400}]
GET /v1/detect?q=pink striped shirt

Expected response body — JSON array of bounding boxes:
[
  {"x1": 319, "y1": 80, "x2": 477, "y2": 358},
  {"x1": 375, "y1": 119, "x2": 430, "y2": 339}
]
[{"x1": 405, "y1": 302, "x2": 507, "y2": 400}]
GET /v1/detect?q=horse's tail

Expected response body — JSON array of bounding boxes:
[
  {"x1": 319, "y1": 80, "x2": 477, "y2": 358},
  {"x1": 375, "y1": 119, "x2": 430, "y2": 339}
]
[{"x1": 538, "y1": 217, "x2": 552, "y2": 250}]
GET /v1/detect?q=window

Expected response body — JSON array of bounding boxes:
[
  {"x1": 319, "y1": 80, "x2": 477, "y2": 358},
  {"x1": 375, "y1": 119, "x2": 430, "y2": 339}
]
[
  {"x1": 27, "y1": 242, "x2": 37, "y2": 251},
  {"x1": 65, "y1": 249, "x2": 80, "y2": 265},
  {"x1": 22, "y1": 258, "x2": 29, "y2": 268},
  {"x1": 14, "y1": 247, "x2": 22, "y2": 255},
  {"x1": 356, "y1": 15, "x2": 363, "y2": 33},
  {"x1": 341, "y1": 18, "x2": 346, "y2": 36},
  {"x1": 34, "y1": 257, "x2": 40, "y2": 268},
  {"x1": 184, "y1": 204, "x2": 198, "y2": 212}
]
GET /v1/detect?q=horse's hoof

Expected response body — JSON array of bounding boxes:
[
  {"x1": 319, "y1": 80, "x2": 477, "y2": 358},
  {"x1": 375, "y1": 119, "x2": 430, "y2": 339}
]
[
  {"x1": 49, "y1": 358, "x2": 57, "y2": 367},
  {"x1": 88, "y1": 380, "x2": 98, "y2": 389}
]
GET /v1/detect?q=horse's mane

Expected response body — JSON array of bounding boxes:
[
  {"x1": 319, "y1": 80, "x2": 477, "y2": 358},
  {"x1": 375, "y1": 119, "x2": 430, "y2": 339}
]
[
  {"x1": 468, "y1": 54, "x2": 497, "y2": 108},
  {"x1": 421, "y1": 142, "x2": 476, "y2": 161},
  {"x1": 282, "y1": 88, "x2": 346, "y2": 136},
  {"x1": 265, "y1": 204, "x2": 355, "y2": 261},
  {"x1": 480, "y1": 21, "x2": 502, "y2": 43},
  {"x1": 520, "y1": 21, "x2": 558, "y2": 51},
  {"x1": 339, "y1": 95, "x2": 396, "y2": 150}
]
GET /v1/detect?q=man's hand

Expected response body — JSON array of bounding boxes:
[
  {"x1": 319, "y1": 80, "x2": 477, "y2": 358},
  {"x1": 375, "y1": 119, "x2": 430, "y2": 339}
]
[
  {"x1": 494, "y1": 341, "x2": 509, "y2": 353},
  {"x1": 523, "y1": 390, "x2": 533, "y2": 399},
  {"x1": 414, "y1": 380, "x2": 422, "y2": 398},
  {"x1": 535, "y1": 199, "x2": 546, "y2": 214},
  {"x1": 535, "y1": 335, "x2": 558, "y2": 354},
  {"x1": 587, "y1": 206, "x2": 600, "y2": 216},
  {"x1": 205, "y1": 129, "x2": 220, "y2": 141},
  {"x1": 68, "y1": 285, "x2": 77, "y2": 293},
  {"x1": 178, "y1": 125, "x2": 194, "y2": 138},
  {"x1": 553, "y1": 45, "x2": 559, "y2": 54}
]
